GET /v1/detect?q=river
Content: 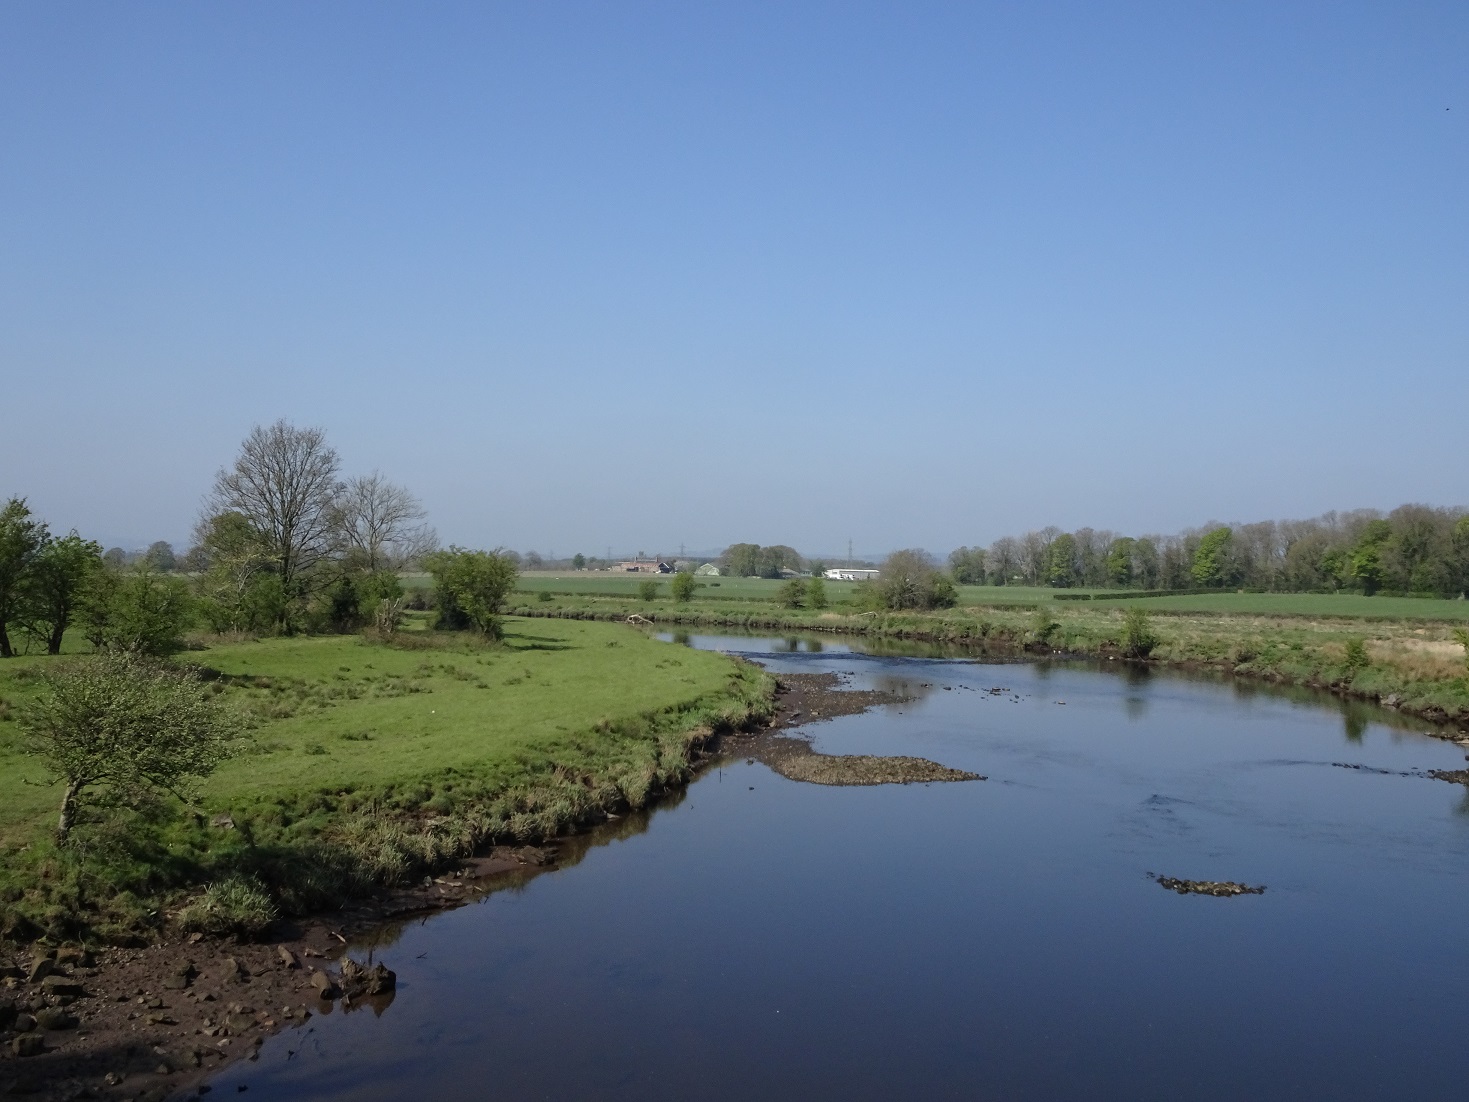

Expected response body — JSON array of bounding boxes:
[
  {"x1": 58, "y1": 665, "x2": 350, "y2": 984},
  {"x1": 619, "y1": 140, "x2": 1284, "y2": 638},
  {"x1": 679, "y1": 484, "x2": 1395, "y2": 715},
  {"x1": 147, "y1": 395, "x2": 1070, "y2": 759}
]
[{"x1": 205, "y1": 633, "x2": 1469, "y2": 1100}]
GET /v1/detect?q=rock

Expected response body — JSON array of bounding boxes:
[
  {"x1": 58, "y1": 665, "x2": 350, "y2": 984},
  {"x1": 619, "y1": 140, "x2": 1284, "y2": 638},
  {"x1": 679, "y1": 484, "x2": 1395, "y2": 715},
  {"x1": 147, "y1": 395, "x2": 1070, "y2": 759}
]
[
  {"x1": 162, "y1": 961, "x2": 196, "y2": 990},
  {"x1": 13, "y1": 1013, "x2": 36, "y2": 1032},
  {"x1": 0, "y1": 965, "x2": 23, "y2": 980},
  {"x1": 220, "y1": 957, "x2": 248, "y2": 984},
  {"x1": 40, "y1": 976, "x2": 85, "y2": 998},
  {"x1": 53, "y1": 947, "x2": 92, "y2": 968},
  {"x1": 276, "y1": 946, "x2": 299, "y2": 970},
  {"x1": 146, "y1": 1013, "x2": 178, "y2": 1026},
  {"x1": 24, "y1": 959, "x2": 53, "y2": 985},
  {"x1": 1383, "y1": 693, "x2": 1403, "y2": 708},
  {"x1": 225, "y1": 1013, "x2": 257, "y2": 1033},
  {"x1": 34, "y1": 1007, "x2": 79, "y2": 1030},
  {"x1": 0, "y1": 999, "x2": 15, "y2": 1029},
  {"x1": 1154, "y1": 876, "x2": 1265, "y2": 897},
  {"x1": 12, "y1": 1034, "x2": 45, "y2": 1057},
  {"x1": 308, "y1": 970, "x2": 339, "y2": 999},
  {"x1": 363, "y1": 963, "x2": 396, "y2": 996}
]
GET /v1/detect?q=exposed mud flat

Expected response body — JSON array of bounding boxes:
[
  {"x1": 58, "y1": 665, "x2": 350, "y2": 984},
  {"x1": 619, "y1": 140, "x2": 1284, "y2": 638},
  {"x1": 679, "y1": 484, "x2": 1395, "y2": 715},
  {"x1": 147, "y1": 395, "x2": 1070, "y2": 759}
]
[{"x1": 767, "y1": 752, "x2": 983, "y2": 786}]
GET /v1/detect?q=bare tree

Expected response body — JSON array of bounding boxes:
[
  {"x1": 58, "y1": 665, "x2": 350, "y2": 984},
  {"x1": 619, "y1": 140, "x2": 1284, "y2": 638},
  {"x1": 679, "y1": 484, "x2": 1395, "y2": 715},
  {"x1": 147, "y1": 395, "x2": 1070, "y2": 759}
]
[
  {"x1": 205, "y1": 421, "x2": 343, "y2": 602},
  {"x1": 338, "y1": 471, "x2": 436, "y2": 572}
]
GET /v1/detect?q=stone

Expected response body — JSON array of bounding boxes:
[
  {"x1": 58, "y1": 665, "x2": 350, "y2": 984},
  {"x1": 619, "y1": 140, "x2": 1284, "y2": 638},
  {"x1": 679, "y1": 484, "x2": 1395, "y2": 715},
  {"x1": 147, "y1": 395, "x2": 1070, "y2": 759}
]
[
  {"x1": 145, "y1": 1013, "x2": 177, "y2": 1026},
  {"x1": 34, "y1": 1007, "x2": 79, "y2": 1030},
  {"x1": 308, "y1": 970, "x2": 338, "y2": 999},
  {"x1": 40, "y1": 976, "x2": 85, "y2": 998},
  {"x1": 13, "y1": 1013, "x2": 36, "y2": 1032},
  {"x1": 225, "y1": 1013, "x2": 257, "y2": 1033},
  {"x1": 363, "y1": 963, "x2": 396, "y2": 996},
  {"x1": 220, "y1": 957, "x2": 248, "y2": 984},
  {"x1": 53, "y1": 947, "x2": 92, "y2": 968},
  {"x1": 0, "y1": 999, "x2": 15, "y2": 1029},
  {"x1": 276, "y1": 946, "x2": 299, "y2": 970},
  {"x1": 12, "y1": 1034, "x2": 45, "y2": 1057},
  {"x1": 24, "y1": 959, "x2": 53, "y2": 985}
]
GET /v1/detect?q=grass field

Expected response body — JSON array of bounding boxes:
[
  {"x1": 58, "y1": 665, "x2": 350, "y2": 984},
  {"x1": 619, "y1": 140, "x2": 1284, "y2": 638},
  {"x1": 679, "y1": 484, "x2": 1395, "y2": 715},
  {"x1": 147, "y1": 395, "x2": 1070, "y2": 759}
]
[
  {"x1": 493, "y1": 572, "x2": 1469, "y2": 621},
  {"x1": 0, "y1": 617, "x2": 770, "y2": 939}
]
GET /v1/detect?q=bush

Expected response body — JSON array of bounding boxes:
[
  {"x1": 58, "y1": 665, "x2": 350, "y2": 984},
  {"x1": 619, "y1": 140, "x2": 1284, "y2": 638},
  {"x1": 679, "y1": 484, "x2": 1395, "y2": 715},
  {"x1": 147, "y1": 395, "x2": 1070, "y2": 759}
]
[
  {"x1": 81, "y1": 569, "x2": 193, "y2": 654},
  {"x1": 778, "y1": 578, "x2": 806, "y2": 609},
  {"x1": 1121, "y1": 607, "x2": 1159, "y2": 658},
  {"x1": 671, "y1": 572, "x2": 697, "y2": 603},
  {"x1": 1031, "y1": 607, "x2": 1060, "y2": 645},
  {"x1": 1454, "y1": 629, "x2": 1469, "y2": 674},
  {"x1": 537, "y1": 590, "x2": 553, "y2": 603},
  {"x1": 176, "y1": 876, "x2": 279, "y2": 940},
  {"x1": 806, "y1": 576, "x2": 828, "y2": 610},
  {"x1": 423, "y1": 547, "x2": 519, "y2": 638},
  {"x1": 1343, "y1": 637, "x2": 1370, "y2": 671},
  {"x1": 638, "y1": 580, "x2": 659, "y2": 602}
]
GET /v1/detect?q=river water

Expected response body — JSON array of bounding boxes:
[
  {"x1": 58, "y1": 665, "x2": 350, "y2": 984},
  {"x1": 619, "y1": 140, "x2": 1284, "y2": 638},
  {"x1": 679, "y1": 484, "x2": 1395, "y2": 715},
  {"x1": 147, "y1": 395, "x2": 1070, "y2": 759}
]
[{"x1": 207, "y1": 634, "x2": 1469, "y2": 1100}]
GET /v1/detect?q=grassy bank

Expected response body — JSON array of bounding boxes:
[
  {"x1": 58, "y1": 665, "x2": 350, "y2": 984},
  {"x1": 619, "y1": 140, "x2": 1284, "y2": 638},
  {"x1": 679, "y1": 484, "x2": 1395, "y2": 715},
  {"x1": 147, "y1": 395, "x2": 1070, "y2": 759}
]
[
  {"x1": 0, "y1": 618, "x2": 773, "y2": 943},
  {"x1": 507, "y1": 593, "x2": 1469, "y2": 729}
]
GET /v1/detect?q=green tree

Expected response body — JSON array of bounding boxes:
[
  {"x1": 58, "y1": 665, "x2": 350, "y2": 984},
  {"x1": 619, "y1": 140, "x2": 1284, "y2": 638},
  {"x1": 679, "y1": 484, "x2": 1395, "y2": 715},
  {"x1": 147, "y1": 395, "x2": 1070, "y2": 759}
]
[
  {"x1": 1045, "y1": 533, "x2": 1079, "y2": 588},
  {"x1": 572, "y1": 553, "x2": 586, "y2": 570},
  {"x1": 19, "y1": 651, "x2": 239, "y2": 844},
  {"x1": 778, "y1": 577, "x2": 807, "y2": 609},
  {"x1": 0, "y1": 498, "x2": 50, "y2": 658},
  {"x1": 1121, "y1": 607, "x2": 1158, "y2": 658},
  {"x1": 637, "y1": 579, "x2": 659, "y2": 603},
  {"x1": 1191, "y1": 527, "x2": 1236, "y2": 588},
  {"x1": 721, "y1": 543, "x2": 762, "y2": 577},
  {"x1": 806, "y1": 576, "x2": 828, "y2": 610},
  {"x1": 422, "y1": 547, "x2": 519, "y2": 638},
  {"x1": 1105, "y1": 538, "x2": 1136, "y2": 587},
  {"x1": 670, "y1": 571, "x2": 697, "y2": 603},
  {"x1": 878, "y1": 550, "x2": 956, "y2": 610},
  {"x1": 143, "y1": 541, "x2": 177, "y2": 573},
  {"x1": 23, "y1": 533, "x2": 102, "y2": 654},
  {"x1": 948, "y1": 547, "x2": 987, "y2": 585},
  {"x1": 1347, "y1": 520, "x2": 1392, "y2": 595},
  {"x1": 82, "y1": 569, "x2": 194, "y2": 655}
]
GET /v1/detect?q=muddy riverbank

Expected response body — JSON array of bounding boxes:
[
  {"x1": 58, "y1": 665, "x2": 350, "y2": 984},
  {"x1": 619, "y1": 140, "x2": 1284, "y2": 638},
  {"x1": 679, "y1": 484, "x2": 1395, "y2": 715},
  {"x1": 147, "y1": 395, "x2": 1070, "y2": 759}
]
[{"x1": 0, "y1": 671, "x2": 889, "y2": 1101}]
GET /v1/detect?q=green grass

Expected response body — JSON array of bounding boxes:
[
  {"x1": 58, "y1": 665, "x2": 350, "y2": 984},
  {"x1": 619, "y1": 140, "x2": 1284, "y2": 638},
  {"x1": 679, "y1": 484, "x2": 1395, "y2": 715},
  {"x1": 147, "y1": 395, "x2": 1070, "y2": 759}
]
[
  {"x1": 1081, "y1": 590, "x2": 1469, "y2": 620},
  {"x1": 0, "y1": 618, "x2": 772, "y2": 941}
]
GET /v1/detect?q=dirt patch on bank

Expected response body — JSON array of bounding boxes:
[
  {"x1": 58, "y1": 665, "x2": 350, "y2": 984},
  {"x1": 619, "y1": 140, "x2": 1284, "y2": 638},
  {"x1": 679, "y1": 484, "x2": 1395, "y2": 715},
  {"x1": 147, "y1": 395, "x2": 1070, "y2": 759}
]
[{"x1": 0, "y1": 848, "x2": 556, "y2": 1101}]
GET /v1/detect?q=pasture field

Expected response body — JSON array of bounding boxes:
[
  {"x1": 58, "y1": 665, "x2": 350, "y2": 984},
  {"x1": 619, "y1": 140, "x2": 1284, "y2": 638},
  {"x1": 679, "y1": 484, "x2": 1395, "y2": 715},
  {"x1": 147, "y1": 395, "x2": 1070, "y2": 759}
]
[
  {"x1": 0, "y1": 618, "x2": 769, "y2": 937},
  {"x1": 1081, "y1": 590, "x2": 1469, "y2": 621}
]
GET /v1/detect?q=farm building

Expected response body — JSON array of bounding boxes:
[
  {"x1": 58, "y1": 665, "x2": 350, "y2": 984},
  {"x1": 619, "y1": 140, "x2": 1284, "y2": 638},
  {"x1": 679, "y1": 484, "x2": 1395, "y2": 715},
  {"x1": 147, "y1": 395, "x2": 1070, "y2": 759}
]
[
  {"x1": 617, "y1": 560, "x2": 674, "y2": 573},
  {"x1": 824, "y1": 568, "x2": 881, "y2": 581},
  {"x1": 694, "y1": 563, "x2": 721, "y2": 576}
]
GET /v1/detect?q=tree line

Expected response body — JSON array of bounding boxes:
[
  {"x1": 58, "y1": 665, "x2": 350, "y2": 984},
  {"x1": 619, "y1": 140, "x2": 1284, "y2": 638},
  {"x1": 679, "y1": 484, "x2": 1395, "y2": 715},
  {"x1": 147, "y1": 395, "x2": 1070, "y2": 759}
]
[
  {"x1": 0, "y1": 419, "x2": 528, "y2": 657},
  {"x1": 948, "y1": 505, "x2": 1469, "y2": 597}
]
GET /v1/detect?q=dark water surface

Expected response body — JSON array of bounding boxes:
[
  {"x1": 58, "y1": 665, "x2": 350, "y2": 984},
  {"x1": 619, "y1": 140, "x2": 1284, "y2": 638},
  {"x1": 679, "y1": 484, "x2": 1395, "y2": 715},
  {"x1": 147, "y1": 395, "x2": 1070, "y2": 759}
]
[{"x1": 209, "y1": 635, "x2": 1469, "y2": 1100}]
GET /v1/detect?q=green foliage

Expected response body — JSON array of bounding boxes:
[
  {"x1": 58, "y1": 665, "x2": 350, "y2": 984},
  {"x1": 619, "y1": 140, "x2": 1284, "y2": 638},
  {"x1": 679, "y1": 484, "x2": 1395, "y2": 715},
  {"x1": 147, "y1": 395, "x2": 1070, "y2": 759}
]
[
  {"x1": 721, "y1": 543, "x2": 802, "y2": 578},
  {"x1": 1348, "y1": 519, "x2": 1393, "y2": 595},
  {"x1": 143, "y1": 541, "x2": 177, "y2": 573},
  {"x1": 638, "y1": 579, "x2": 659, "y2": 603},
  {"x1": 778, "y1": 577, "x2": 807, "y2": 609},
  {"x1": 176, "y1": 876, "x2": 279, "y2": 940},
  {"x1": 1030, "y1": 607, "x2": 1060, "y2": 645},
  {"x1": 21, "y1": 532, "x2": 102, "y2": 654},
  {"x1": 805, "y1": 576, "x2": 828, "y2": 610},
  {"x1": 1106, "y1": 538, "x2": 1136, "y2": 586},
  {"x1": 0, "y1": 497, "x2": 50, "y2": 658},
  {"x1": 879, "y1": 550, "x2": 956, "y2": 610},
  {"x1": 1343, "y1": 637, "x2": 1370, "y2": 672},
  {"x1": 1121, "y1": 607, "x2": 1159, "y2": 658},
  {"x1": 82, "y1": 569, "x2": 193, "y2": 654},
  {"x1": 1453, "y1": 629, "x2": 1469, "y2": 674},
  {"x1": 1191, "y1": 527, "x2": 1236, "y2": 588},
  {"x1": 18, "y1": 651, "x2": 240, "y2": 843},
  {"x1": 948, "y1": 547, "x2": 987, "y2": 585},
  {"x1": 572, "y1": 553, "x2": 586, "y2": 570},
  {"x1": 423, "y1": 547, "x2": 520, "y2": 638},
  {"x1": 1046, "y1": 533, "x2": 1079, "y2": 587},
  {"x1": 671, "y1": 571, "x2": 697, "y2": 603}
]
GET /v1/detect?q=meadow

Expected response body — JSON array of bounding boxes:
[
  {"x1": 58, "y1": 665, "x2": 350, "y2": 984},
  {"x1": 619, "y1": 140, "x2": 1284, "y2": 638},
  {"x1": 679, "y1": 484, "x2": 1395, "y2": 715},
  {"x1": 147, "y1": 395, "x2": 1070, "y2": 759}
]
[
  {"x1": 0, "y1": 617, "x2": 771, "y2": 939},
  {"x1": 500, "y1": 572, "x2": 1469, "y2": 621}
]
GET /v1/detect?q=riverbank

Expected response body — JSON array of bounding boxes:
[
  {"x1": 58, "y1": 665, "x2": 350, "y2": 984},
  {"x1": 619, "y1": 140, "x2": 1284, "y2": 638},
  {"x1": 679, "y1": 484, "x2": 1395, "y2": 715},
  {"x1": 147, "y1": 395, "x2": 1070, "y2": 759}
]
[
  {"x1": 508, "y1": 600, "x2": 1469, "y2": 731},
  {"x1": 0, "y1": 667, "x2": 892, "y2": 1102}
]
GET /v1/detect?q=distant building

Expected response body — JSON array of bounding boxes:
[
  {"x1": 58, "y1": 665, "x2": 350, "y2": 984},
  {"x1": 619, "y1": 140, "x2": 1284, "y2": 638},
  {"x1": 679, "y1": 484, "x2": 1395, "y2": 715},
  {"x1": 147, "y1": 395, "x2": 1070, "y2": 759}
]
[
  {"x1": 824, "y1": 568, "x2": 880, "y2": 581},
  {"x1": 695, "y1": 563, "x2": 721, "y2": 576},
  {"x1": 617, "y1": 560, "x2": 675, "y2": 573}
]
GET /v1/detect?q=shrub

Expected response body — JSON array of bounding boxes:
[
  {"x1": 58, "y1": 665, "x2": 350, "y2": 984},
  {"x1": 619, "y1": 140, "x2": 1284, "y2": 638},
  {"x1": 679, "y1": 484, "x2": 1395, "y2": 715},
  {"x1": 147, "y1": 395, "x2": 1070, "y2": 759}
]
[
  {"x1": 806, "y1": 576, "x2": 828, "y2": 610},
  {"x1": 176, "y1": 876, "x2": 279, "y2": 940},
  {"x1": 423, "y1": 547, "x2": 519, "y2": 638},
  {"x1": 638, "y1": 580, "x2": 659, "y2": 603},
  {"x1": 537, "y1": 590, "x2": 553, "y2": 603},
  {"x1": 1121, "y1": 607, "x2": 1159, "y2": 658},
  {"x1": 670, "y1": 572, "x2": 697, "y2": 603},
  {"x1": 1454, "y1": 629, "x2": 1469, "y2": 674},
  {"x1": 1343, "y1": 637, "x2": 1370, "y2": 672},
  {"x1": 778, "y1": 578, "x2": 806, "y2": 609},
  {"x1": 1030, "y1": 607, "x2": 1060, "y2": 645}
]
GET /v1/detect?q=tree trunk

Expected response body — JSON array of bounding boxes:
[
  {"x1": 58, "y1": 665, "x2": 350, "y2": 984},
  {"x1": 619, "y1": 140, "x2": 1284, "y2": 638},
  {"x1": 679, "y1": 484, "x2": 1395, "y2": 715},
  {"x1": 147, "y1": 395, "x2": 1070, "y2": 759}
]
[
  {"x1": 0, "y1": 621, "x2": 11, "y2": 658},
  {"x1": 47, "y1": 620, "x2": 65, "y2": 656},
  {"x1": 57, "y1": 780, "x2": 82, "y2": 844}
]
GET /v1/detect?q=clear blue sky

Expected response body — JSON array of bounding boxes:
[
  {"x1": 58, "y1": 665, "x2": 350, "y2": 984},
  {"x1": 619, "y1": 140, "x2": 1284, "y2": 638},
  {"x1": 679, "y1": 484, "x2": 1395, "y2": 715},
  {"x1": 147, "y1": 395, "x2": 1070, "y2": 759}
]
[{"x1": 3, "y1": 2, "x2": 1465, "y2": 557}]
